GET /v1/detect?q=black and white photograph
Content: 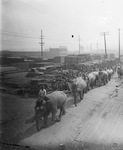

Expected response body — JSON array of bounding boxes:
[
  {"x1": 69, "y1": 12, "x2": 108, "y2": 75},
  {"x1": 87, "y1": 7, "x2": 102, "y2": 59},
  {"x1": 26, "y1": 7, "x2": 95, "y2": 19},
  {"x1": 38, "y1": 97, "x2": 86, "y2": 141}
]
[{"x1": 0, "y1": 0, "x2": 123, "y2": 149}]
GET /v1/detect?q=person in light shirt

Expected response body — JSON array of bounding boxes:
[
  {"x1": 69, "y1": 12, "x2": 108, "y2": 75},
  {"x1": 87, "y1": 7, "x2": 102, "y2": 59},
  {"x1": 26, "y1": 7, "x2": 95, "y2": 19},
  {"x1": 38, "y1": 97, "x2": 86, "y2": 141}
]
[{"x1": 38, "y1": 86, "x2": 47, "y2": 99}]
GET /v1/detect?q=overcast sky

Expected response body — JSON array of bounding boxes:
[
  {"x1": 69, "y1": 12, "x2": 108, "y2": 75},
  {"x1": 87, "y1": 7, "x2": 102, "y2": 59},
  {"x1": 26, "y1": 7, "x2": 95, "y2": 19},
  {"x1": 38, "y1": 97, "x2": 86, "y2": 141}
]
[{"x1": 1, "y1": 0, "x2": 123, "y2": 54}]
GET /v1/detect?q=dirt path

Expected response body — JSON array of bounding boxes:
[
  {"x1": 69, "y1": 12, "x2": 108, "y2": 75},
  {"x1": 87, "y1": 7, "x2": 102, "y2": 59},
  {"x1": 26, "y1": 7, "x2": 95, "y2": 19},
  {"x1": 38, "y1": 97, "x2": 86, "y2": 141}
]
[{"x1": 18, "y1": 74, "x2": 123, "y2": 150}]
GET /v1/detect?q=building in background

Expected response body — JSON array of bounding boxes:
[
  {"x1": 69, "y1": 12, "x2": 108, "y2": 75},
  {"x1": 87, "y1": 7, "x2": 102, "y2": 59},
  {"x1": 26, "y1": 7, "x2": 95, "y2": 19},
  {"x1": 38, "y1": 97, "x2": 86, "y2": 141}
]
[
  {"x1": 107, "y1": 53, "x2": 115, "y2": 59},
  {"x1": 43, "y1": 46, "x2": 68, "y2": 59},
  {"x1": 1, "y1": 46, "x2": 68, "y2": 59},
  {"x1": 64, "y1": 54, "x2": 91, "y2": 64},
  {"x1": 90, "y1": 54, "x2": 102, "y2": 61},
  {"x1": 53, "y1": 56, "x2": 65, "y2": 65}
]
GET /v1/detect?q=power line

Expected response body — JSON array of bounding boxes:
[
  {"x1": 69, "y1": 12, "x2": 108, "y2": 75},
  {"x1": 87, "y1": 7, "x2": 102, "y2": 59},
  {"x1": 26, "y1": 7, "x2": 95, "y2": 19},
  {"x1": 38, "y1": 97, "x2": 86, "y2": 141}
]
[
  {"x1": 1, "y1": 31, "x2": 76, "y2": 43},
  {"x1": 1, "y1": 30, "x2": 81, "y2": 42},
  {"x1": 1, "y1": 32, "x2": 39, "y2": 39},
  {"x1": 17, "y1": 0, "x2": 44, "y2": 15},
  {"x1": 0, "y1": 30, "x2": 40, "y2": 39},
  {"x1": 1, "y1": 30, "x2": 39, "y2": 36}
]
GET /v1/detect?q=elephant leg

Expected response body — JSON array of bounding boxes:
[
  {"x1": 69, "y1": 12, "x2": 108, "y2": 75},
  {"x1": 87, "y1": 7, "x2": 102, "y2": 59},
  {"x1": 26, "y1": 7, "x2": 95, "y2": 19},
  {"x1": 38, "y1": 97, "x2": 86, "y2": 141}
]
[
  {"x1": 88, "y1": 84, "x2": 91, "y2": 90},
  {"x1": 62, "y1": 107, "x2": 66, "y2": 115},
  {"x1": 79, "y1": 91, "x2": 83, "y2": 100},
  {"x1": 103, "y1": 78, "x2": 106, "y2": 85},
  {"x1": 98, "y1": 80, "x2": 100, "y2": 86},
  {"x1": 90, "y1": 82, "x2": 93, "y2": 89},
  {"x1": 109, "y1": 75, "x2": 111, "y2": 81},
  {"x1": 52, "y1": 109, "x2": 57, "y2": 122},
  {"x1": 79, "y1": 91, "x2": 82, "y2": 99},
  {"x1": 86, "y1": 83, "x2": 89, "y2": 91},
  {"x1": 58, "y1": 108, "x2": 62, "y2": 122},
  {"x1": 107, "y1": 77, "x2": 108, "y2": 83},
  {"x1": 104, "y1": 77, "x2": 108, "y2": 84},
  {"x1": 90, "y1": 83, "x2": 92, "y2": 88},
  {"x1": 94, "y1": 80, "x2": 96, "y2": 86},
  {"x1": 106, "y1": 78, "x2": 107, "y2": 84},
  {"x1": 81, "y1": 90, "x2": 84, "y2": 100},
  {"x1": 84, "y1": 87, "x2": 87, "y2": 93},
  {"x1": 61, "y1": 103, "x2": 66, "y2": 115},
  {"x1": 85, "y1": 87, "x2": 88, "y2": 93},
  {"x1": 58, "y1": 104, "x2": 66, "y2": 121},
  {"x1": 101, "y1": 78, "x2": 103, "y2": 86},
  {"x1": 110, "y1": 73, "x2": 112, "y2": 78},
  {"x1": 73, "y1": 92, "x2": 77, "y2": 106},
  {"x1": 82, "y1": 90, "x2": 84, "y2": 99},
  {"x1": 43, "y1": 114, "x2": 48, "y2": 128},
  {"x1": 108, "y1": 76, "x2": 110, "y2": 81}
]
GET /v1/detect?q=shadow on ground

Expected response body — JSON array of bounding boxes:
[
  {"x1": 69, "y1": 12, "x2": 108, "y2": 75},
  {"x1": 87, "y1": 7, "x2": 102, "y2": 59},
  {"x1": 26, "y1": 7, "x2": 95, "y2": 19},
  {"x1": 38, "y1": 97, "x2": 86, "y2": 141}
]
[
  {"x1": 9, "y1": 94, "x2": 83, "y2": 144},
  {"x1": 2, "y1": 141, "x2": 123, "y2": 150}
]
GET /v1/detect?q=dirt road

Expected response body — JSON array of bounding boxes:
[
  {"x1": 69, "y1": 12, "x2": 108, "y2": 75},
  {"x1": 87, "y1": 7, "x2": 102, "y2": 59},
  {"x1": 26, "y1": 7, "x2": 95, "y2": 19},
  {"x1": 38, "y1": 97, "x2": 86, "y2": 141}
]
[
  {"x1": 1, "y1": 73, "x2": 123, "y2": 150},
  {"x1": 19, "y1": 74, "x2": 123, "y2": 150}
]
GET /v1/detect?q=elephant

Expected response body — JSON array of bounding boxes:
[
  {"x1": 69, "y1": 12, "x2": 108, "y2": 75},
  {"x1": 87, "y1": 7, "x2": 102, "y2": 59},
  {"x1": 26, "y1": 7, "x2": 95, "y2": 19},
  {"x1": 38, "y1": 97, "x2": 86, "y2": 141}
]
[
  {"x1": 91, "y1": 71, "x2": 99, "y2": 85},
  {"x1": 106, "y1": 68, "x2": 113, "y2": 81},
  {"x1": 88, "y1": 72, "x2": 96, "y2": 89},
  {"x1": 71, "y1": 76, "x2": 87, "y2": 106},
  {"x1": 35, "y1": 91, "x2": 67, "y2": 130},
  {"x1": 98, "y1": 70, "x2": 108, "y2": 86}
]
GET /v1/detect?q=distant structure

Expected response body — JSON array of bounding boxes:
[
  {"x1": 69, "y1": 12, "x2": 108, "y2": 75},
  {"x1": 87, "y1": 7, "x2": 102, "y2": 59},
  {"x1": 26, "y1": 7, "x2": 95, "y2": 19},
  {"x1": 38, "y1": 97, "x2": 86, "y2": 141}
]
[
  {"x1": 43, "y1": 46, "x2": 68, "y2": 59},
  {"x1": 107, "y1": 53, "x2": 115, "y2": 59},
  {"x1": 64, "y1": 54, "x2": 91, "y2": 64}
]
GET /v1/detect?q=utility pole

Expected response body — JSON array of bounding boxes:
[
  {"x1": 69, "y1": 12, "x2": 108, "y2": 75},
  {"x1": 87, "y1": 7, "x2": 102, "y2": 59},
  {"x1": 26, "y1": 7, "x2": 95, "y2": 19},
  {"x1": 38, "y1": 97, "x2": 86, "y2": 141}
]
[
  {"x1": 40, "y1": 30, "x2": 44, "y2": 58},
  {"x1": 100, "y1": 32, "x2": 109, "y2": 58},
  {"x1": 118, "y1": 28, "x2": 121, "y2": 61}
]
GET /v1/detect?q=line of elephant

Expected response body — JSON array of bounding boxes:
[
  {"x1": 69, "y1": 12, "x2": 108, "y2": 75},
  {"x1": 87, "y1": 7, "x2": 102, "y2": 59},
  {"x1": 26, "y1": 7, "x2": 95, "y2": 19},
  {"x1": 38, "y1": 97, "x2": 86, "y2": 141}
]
[
  {"x1": 34, "y1": 68, "x2": 114, "y2": 131},
  {"x1": 69, "y1": 68, "x2": 114, "y2": 106}
]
